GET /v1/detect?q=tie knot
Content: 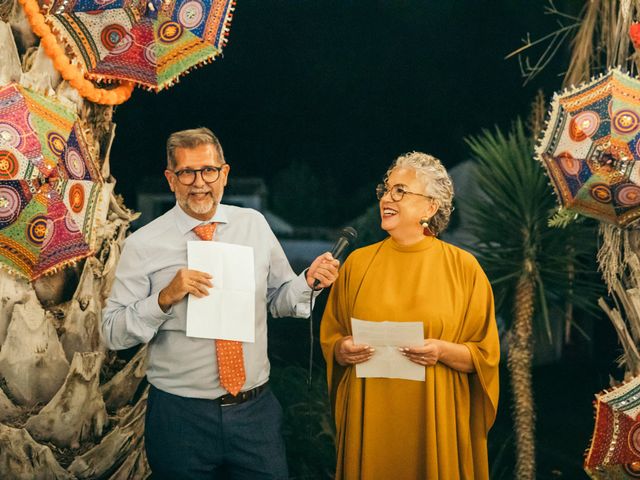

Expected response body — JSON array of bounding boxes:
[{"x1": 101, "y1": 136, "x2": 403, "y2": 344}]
[{"x1": 193, "y1": 223, "x2": 217, "y2": 241}]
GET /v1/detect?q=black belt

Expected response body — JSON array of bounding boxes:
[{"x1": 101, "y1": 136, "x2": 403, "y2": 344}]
[{"x1": 218, "y1": 382, "x2": 268, "y2": 407}]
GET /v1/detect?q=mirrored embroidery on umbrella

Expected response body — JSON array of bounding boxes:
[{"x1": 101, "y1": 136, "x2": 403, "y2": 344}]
[
  {"x1": 0, "y1": 83, "x2": 106, "y2": 279},
  {"x1": 45, "y1": 0, "x2": 236, "y2": 90},
  {"x1": 537, "y1": 68, "x2": 640, "y2": 226}
]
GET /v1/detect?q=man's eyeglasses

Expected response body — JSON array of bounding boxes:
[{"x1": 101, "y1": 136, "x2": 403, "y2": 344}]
[
  {"x1": 376, "y1": 183, "x2": 432, "y2": 202},
  {"x1": 172, "y1": 165, "x2": 226, "y2": 186}
]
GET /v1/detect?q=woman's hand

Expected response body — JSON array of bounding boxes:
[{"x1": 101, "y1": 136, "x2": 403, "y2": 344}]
[
  {"x1": 400, "y1": 339, "x2": 475, "y2": 373},
  {"x1": 334, "y1": 336, "x2": 374, "y2": 366},
  {"x1": 400, "y1": 339, "x2": 443, "y2": 367}
]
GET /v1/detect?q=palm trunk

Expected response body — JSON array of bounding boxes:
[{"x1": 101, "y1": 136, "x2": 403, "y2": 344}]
[
  {"x1": 0, "y1": 4, "x2": 146, "y2": 478},
  {"x1": 564, "y1": 253, "x2": 575, "y2": 345},
  {"x1": 508, "y1": 274, "x2": 536, "y2": 480}
]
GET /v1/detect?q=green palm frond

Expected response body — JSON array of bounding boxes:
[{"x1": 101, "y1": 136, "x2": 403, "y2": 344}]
[{"x1": 462, "y1": 119, "x2": 602, "y2": 340}]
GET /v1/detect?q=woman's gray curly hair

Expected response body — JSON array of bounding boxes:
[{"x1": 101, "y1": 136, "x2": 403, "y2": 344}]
[{"x1": 384, "y1": 152, "x2": 454, "y2": 235}]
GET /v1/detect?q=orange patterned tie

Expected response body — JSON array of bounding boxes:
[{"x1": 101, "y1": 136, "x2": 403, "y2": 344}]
[{"x1": 193, "y1": 223, "x2": 246, "y2": 396}]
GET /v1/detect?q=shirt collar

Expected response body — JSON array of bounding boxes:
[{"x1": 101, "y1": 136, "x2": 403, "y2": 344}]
[{"x1": 173, "y1": 203, "x2": 229, "y2": 235}]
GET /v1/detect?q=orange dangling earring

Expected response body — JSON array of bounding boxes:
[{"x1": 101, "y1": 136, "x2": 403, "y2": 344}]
[{"x1": 420, "y1": 217, "x2": 434, "y2": 236}]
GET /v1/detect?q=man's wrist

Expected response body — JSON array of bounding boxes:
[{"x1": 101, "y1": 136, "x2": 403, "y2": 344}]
[
  {"x1": 158, "y1": 289, "x2": 172, "y2": 312},
  {"x1": 303, "y1": 268, "x2": 314, "y2": 289}
]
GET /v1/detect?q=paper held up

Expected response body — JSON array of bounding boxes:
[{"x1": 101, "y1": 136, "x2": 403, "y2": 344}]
[
  {"x1": 186, "y1": 241, "x2": 256, "y2": 342},
  {"x1": 351, "y1": 318, "x2": 425, "y2": 382}
]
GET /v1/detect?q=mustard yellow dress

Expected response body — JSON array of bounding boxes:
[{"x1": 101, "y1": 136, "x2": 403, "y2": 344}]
[{"x1": 320, "y1": 236, "x2": 500, "y2": 480}]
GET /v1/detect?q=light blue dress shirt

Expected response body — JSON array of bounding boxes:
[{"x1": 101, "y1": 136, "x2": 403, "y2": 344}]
[{"x1": 102, "y1": 203, "x2": 314, "y2": 399}]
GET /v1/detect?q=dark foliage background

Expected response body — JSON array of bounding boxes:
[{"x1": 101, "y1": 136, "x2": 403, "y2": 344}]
[{"x1": 111, "y1": 0, "x2": 570, "y2": 227}]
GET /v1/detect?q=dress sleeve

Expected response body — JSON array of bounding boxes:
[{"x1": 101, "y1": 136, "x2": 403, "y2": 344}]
[
  {"x1": 461, "y1": 262, "x2": 500, "y2": 434},
  {"x1": 320, "y1": 255, "x2": 354, "y2": 400}
]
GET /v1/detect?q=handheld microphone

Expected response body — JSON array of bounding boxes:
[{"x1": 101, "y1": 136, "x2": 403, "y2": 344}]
[
  {"x1": 307, "y1": 226, "x2": 358, "y2": 389},
  {"x1": 313, "y1": 226, "x2": 358, "y2": 288}
]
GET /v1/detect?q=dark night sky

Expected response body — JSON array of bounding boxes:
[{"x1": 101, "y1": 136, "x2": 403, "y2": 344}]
[{"x1": 110, "y1": 0, "x2": 571, "y2": 227}]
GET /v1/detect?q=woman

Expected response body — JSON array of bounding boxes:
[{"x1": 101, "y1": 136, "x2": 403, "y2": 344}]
[{"x1": 320, "y1": 152, "x2": 500, "y2": 479}]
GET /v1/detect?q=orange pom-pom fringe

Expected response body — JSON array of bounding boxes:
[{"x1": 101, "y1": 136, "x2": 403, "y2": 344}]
[
  {"x1": 17, "y1": 0, "x2": 134, "y2": 105},
  {"x1": 631, "y1": 23, "x2": 640, "y2": 49}
]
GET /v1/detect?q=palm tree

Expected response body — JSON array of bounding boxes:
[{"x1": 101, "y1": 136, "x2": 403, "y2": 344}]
[
  {"x1": 0, "y1": 4, "x2": 144, "y2": 478},
  {"x1": 463, "y1": 119, "x2": 601, "y2": 479}
]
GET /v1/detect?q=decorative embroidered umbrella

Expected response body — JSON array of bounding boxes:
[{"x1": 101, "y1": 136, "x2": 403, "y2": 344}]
[
  {"x1": 584, "y1": 375, "x2": 640, "y2": 478},
  {"x1": 42, "y1": 0, "x2": 236, "y2": 92},
  {"x1": 536, "y1": 68, "x2": 640, "y2": 227},
  {"x1": 0, "y1": 83, "x2": 105, "y2": 280}
]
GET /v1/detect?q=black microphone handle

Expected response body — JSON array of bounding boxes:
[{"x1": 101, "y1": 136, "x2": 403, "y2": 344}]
[
  {"x1": 330, "y1": 237, "x2": 350, "y2": 259},
  {"x1": 312, "y1": 239, "x2": 346, "y2": 288},
  {"x1": 311, "y1": 227, "x2": 358, "y2": 289}
]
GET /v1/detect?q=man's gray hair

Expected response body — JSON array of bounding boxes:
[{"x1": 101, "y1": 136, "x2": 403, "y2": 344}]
[
  {"x1": 166, "y1": 127, "x2": 224, "y2": 169},
  {"x1": 385, "y1": 152, "x2": 454, "y2": 235}
]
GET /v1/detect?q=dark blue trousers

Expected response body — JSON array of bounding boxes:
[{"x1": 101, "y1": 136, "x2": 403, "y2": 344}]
[{"x1": 145, "y1": 384, "x2": 288, "y2": 480}]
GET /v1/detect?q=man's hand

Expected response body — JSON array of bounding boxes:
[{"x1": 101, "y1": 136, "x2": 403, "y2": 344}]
[
  {"x1": 305, "y1": 252, "x2": 340, "y2": 289},
  {"x1": 158, "y1": 268, "x2": 213, "y2": 312},
  {"x1": 334, "y1": 336, "x2": 374, "y2": 366}
]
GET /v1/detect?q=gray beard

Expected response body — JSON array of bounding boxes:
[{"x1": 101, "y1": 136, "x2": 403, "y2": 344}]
[{"x1": 179, "y1": 195, "x2": 217, "y2": 215}]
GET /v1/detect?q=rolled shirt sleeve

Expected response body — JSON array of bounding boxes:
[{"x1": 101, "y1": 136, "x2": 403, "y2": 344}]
[
  {"x1": 102, "y1": 238, "x2": 173, "y2": 350},
  {"x1": 269, "y1": 272, "x2": 318, "y2": 318},
  {"x1": 264, "y1": 220, "x2": 319, "y2": 318}
]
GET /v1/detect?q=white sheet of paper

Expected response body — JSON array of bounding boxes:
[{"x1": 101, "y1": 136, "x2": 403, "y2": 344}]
[
  {"x1": 351, "y1": 318, "x2": 425, "y2": 381},
  {"x1": 186, "y1": 241, "x2": 255, "y2": 342}
]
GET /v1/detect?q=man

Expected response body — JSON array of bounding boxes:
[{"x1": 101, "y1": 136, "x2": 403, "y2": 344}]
[{"x1": 102, "y1": 127, "x2": 339, "y2": 479}]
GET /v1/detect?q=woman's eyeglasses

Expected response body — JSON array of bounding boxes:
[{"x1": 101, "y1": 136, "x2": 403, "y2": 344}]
[
  {"x1": 376, "y1": 183, "x2": 432, "y2": 202},
  {"x1": 172, "y1": 165, "x2": 226, "y2": 186}
]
